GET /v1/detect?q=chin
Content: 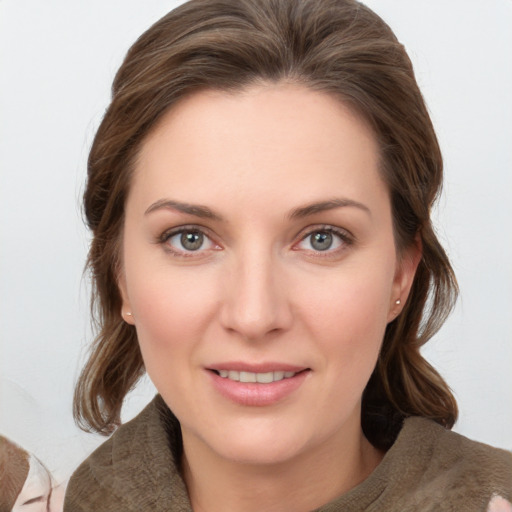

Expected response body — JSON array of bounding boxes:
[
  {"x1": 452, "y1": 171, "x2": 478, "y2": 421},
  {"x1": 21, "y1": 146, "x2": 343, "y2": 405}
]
[
  {"x1": 197, "y1": 419, "x2": 315, "y2": 466},
  {"x1": 218, "y1": 438, "x2": 306, "y2": 466}
]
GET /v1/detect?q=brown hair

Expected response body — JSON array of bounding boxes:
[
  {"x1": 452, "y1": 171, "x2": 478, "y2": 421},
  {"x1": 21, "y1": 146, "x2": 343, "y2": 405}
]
[
  {"x1": 0, "y1": 436, "x2": 29, "y2": 512},
  {"x1": 75, "y1": 0, "x2": 458, "y2": 449}
]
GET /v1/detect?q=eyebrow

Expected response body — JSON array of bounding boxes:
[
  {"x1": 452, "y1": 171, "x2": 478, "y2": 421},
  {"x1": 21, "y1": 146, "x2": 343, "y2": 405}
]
[
  {"x1": 144, "y1": 197, "x2": 371, "y2": 221},
  {"x1": 144, "y1": 199, "x2": 223, "y2": 221},
  {"x1": 289, "y1": 198, "x2": 371, "y2": 219}
]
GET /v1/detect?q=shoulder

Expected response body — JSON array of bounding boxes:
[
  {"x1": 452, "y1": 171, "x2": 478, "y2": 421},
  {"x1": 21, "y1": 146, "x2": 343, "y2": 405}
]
[
  {"x1": 405, "y1": 417, "x2": 512, "y2": 480},
  {"x1": 386, "y1": 417, "x2": 512, "y2": 510},
  {"x1": 63, "y1": 396, "x2": 191, "y2": 512}
]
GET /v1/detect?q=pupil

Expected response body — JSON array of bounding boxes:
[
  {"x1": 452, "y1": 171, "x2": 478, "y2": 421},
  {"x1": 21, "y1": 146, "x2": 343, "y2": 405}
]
[
  {"x1": 311, "y1": 232, "x2": 332, "y2": 251},
  {"x1": 181, "y1": 231, "x2": 203, "y2": 251}
]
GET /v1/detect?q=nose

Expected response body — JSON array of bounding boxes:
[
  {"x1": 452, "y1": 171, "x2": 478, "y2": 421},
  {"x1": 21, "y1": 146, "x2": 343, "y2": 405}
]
[{"x1": 220, "y1": 249, "x2": 293, "y2": 341}]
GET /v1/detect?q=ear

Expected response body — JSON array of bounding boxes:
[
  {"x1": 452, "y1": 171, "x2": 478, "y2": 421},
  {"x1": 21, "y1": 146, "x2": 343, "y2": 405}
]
[
  {"x1": 387, "y1": 234, "x2": 422, "y2": 322},
  {"x1": 118, "y1": 269, "x2": 135, "y2": 325}
]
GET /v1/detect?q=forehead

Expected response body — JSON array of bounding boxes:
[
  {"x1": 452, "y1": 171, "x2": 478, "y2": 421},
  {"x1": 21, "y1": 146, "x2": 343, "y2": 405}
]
[{"x1": 131, "y1": 84, "x2": 386, "y2": 213}]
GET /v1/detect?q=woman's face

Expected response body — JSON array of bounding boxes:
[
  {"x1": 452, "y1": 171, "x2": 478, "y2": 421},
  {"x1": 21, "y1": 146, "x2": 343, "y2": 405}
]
[{"x1": 120, "y1": 84, "x2": 418, "y2": 465}]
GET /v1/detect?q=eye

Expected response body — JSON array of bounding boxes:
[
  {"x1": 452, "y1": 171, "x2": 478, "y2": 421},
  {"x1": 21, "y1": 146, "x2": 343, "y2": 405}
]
[
  {"x1": 308, "y1": 231, "x2": 336, "y2": 251},
  {"x1": 161, "y1": 227, "x2": 219, "y2": 256},
  {"x1": 176, "y1": 231, "x2": 205, "y2": 251},
  {"x1": 295, "y1": 227, "x2": 352, "y2": 254}
]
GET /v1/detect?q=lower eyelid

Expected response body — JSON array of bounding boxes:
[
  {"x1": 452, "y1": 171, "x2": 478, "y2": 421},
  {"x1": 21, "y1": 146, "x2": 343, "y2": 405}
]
[
  {"x1": 296, "y1": 228, "x2": 352, "y2": 248},
  {"x1": 159, "y1": 227, "x2": 221, "y2": 255},
  {"x1": 158, "y1": 226, "x2": 353, "y2": 256}
]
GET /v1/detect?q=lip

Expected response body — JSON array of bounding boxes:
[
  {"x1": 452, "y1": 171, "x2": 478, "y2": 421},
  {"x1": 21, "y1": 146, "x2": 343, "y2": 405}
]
[
  {"x1": 207, "y1": 361, "x2": 307, "y2": 373},
  {"x1": 206, "y1": 362, "x2": 310, "y2": 406}
]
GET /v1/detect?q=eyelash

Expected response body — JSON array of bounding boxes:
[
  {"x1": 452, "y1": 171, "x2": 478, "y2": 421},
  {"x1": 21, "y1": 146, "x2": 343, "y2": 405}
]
[
  {"x1": 158, "y1": 225, "x2": 220, "y2": 257},
  {"x1": 293, "y1": 225, "x2": 354, "y2": 257},
  {"x1": 157, "y1": 224, "x2": 354, "y2": 258}
]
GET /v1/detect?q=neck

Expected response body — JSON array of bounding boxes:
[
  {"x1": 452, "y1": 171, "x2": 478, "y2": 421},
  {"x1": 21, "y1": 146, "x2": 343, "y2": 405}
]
[{"x1": 182, "y1": 423, "x2": 383, "y2": 512}]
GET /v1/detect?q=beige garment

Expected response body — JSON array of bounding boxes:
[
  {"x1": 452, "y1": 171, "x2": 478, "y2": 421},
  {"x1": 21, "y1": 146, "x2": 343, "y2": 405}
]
[{"x1": 64, "y1": 396, "x2": 512, "y2": 511}]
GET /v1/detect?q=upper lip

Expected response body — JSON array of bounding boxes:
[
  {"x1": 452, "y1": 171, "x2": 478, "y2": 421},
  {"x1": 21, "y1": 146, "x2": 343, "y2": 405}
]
[{"x1": 206, "y1": 362, "x2": 309, "y2": 373}]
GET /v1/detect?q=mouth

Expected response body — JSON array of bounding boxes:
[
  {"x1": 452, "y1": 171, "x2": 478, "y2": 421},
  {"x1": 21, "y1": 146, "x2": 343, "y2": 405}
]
[
  {"x1": 211, "y1": 369, "x2": 301, "y2": 383},
  {"x1": 207, "y1": 365, "x2": 310, "y2": 406}
]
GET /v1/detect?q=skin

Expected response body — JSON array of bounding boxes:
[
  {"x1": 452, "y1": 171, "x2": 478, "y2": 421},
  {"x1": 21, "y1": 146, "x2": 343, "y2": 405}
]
[
  {"x1": 488, "y1": 497, "x2": 512, "y2": 512},
  {"x1": 119, "y1": 83, "x2": 420, "y2": 512},
  {"x1": 12, "y1": 456, "x2": 51, "y2": 512}
]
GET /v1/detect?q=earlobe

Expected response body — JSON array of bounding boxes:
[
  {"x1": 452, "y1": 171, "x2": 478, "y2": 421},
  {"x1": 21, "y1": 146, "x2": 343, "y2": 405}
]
[
  {"x1": 118, "y1": 272, "x2": 135, "y2": 325},
  {"x1": 121, "y1": 309, "x2": 135, "y2": 324},
  {"x1": 388, "y1": 236, "x2": 422, "y2": 322}
]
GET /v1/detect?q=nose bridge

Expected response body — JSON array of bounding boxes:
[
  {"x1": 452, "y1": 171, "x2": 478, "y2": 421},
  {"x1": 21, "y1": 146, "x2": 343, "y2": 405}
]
[{"x1": 221, "y1": 243, "x2": 290, "y2": 340}]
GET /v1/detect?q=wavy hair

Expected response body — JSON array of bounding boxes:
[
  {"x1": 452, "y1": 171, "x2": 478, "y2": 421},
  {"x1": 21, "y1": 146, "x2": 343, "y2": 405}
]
[{"x1": 75, "y1": 0, "x2": 458, "y2": 449}]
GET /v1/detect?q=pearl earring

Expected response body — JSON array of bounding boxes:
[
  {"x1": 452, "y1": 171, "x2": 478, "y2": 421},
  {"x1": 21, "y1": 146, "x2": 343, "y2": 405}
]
[{"x1": 395, "y1": 299, "x2": 401, "y2": 305}]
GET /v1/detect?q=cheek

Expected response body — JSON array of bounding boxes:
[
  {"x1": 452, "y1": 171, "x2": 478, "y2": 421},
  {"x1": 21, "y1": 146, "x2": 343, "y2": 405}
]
[
  {"x1": 303, "y1": 262, "x2": 394, "y2": 341},
  {"x1": 299, "y1": 257, "x2": 395, "y2": 381},
  {"x1": 126, "y1": 266, "x2": 219, "y2": 376},
  {"x1": 307, "y1": 285, "x2": 389, "y2": 421}
]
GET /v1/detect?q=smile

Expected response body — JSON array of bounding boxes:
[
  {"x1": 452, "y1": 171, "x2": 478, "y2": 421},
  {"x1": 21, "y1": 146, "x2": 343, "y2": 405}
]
[
  {"x1": 215, "y1": 370, "x2": 297, "y2": 383},
  {"x1": 209, "y1": 367, "x2": 310, "y2": 406}
]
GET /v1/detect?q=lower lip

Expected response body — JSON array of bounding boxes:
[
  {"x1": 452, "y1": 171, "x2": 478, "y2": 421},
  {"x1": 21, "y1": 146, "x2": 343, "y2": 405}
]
[{"x1": 208, "y1": 370, "x2": 310, "y2": 406}]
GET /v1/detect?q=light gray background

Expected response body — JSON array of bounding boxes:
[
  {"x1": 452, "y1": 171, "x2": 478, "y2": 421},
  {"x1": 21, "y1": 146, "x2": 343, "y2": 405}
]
[{"x1": 1, "y1": 0, "x2": 511, "y2": 484}]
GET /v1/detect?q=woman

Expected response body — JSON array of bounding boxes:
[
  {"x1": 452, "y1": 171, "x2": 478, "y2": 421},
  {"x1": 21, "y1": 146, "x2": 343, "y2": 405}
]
[{"x1": 64, "y1": 0, "x2": 512, "y2": 510}]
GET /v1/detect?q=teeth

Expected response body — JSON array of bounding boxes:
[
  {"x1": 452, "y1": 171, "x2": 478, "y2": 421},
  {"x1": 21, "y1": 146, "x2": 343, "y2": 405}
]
[
  {"x1": 256, "y1": 372, "x2": 274, "y2": 383},
  {"x1": 240, "y1": 371, "x2": 256, "y2": 383},
  {"x1": 216, "y1": 370, "x2": 298, "y2": 383}
]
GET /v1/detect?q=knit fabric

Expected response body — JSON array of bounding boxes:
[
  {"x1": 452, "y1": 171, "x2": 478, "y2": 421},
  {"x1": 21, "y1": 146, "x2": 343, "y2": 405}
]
[{"x1": 64, "y1": 396, "x2": 512, "y2": 511}]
